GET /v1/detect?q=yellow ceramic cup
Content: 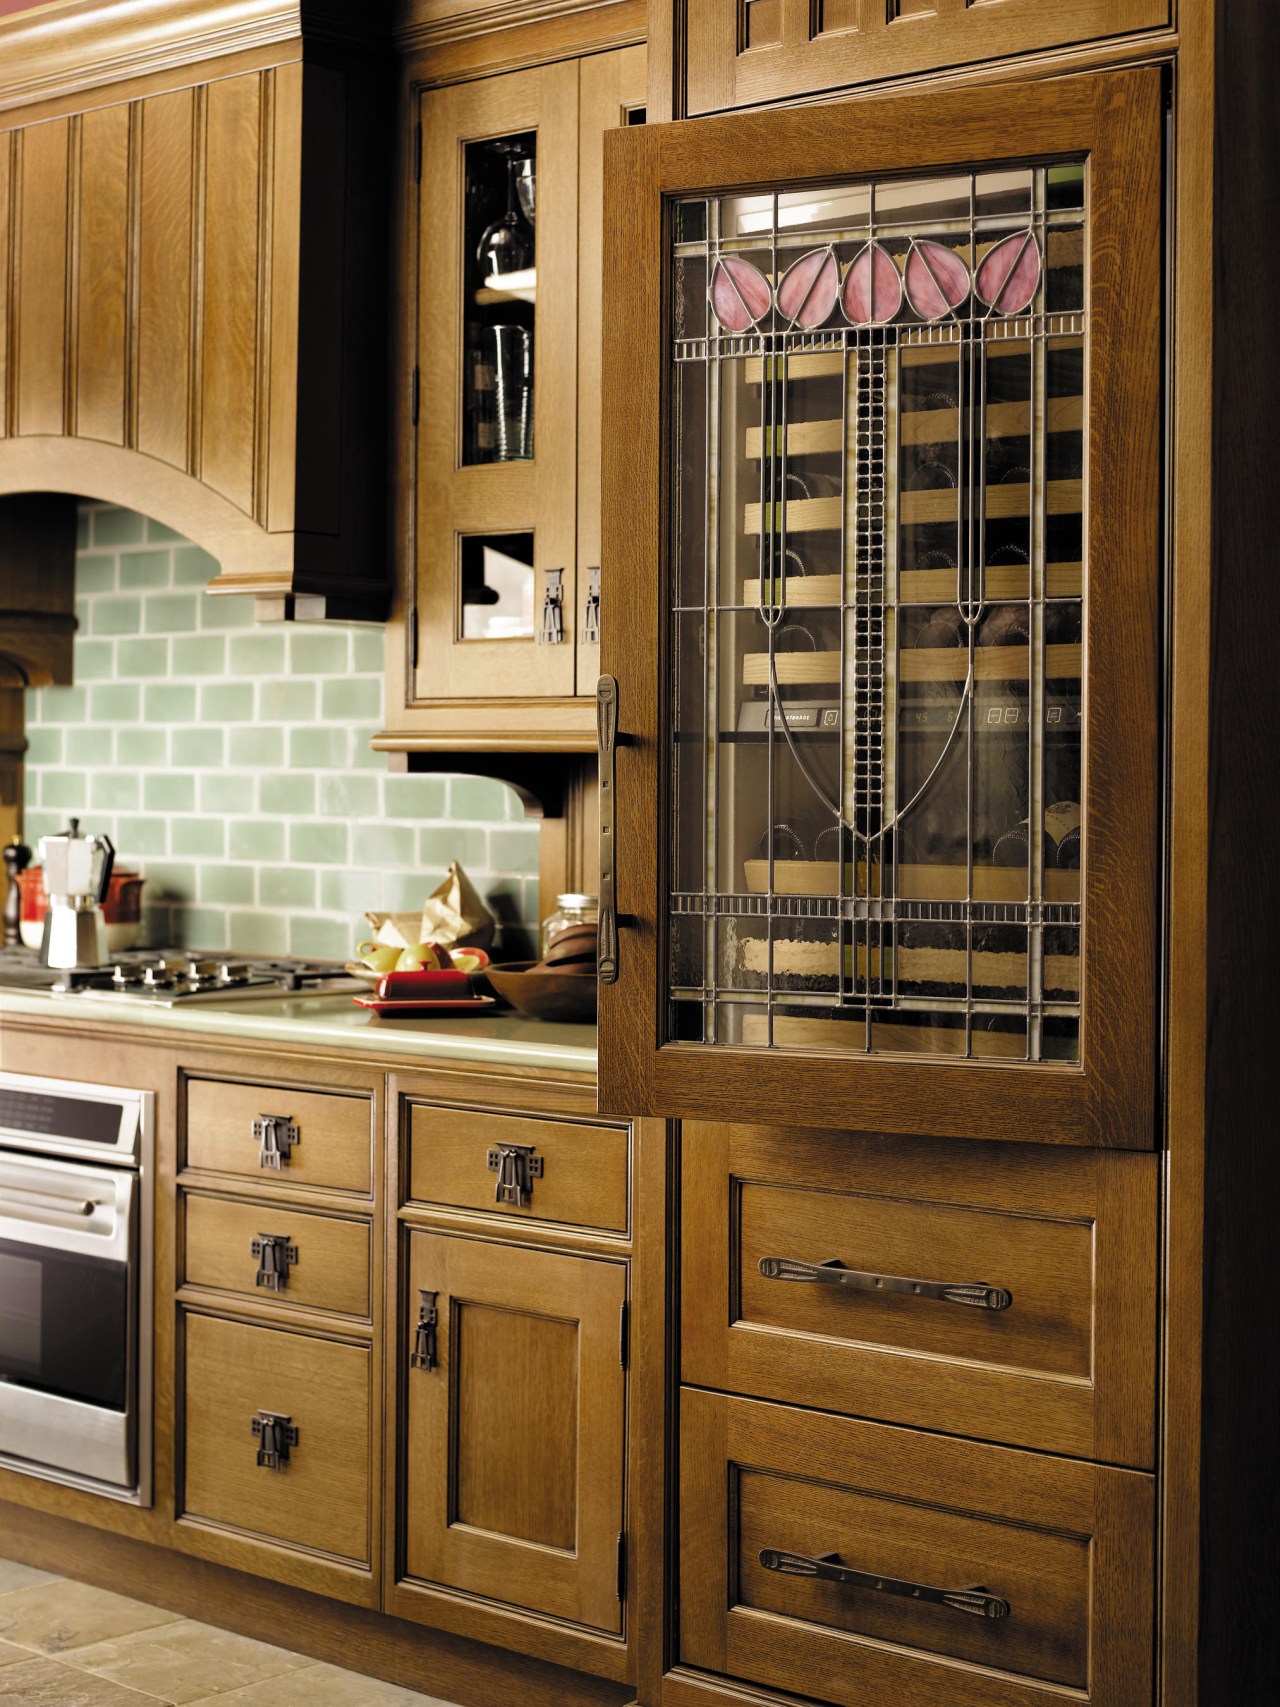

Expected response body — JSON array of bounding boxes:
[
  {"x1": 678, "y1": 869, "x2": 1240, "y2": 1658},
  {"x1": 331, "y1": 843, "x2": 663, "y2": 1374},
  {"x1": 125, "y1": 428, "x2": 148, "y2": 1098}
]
[{"x1": 357, "y1": 941, "x2": 400, "y2": 972}]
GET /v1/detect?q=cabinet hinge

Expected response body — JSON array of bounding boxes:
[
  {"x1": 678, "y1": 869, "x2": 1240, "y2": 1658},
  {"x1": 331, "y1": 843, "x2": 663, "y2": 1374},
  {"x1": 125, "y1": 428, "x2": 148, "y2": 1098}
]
[
  {"x1": 414, "y1": 121, "x2": 422, "y2": 183},
  {"x1": 410, "y1": 366, "x2": 420, "y2": 428},
  {"x1": 619, "y1": 1299, "x2": 629, "y2": 1370},
  {"x1": 616, "y1": 1531, "x2": 626, "y2": 1601}
]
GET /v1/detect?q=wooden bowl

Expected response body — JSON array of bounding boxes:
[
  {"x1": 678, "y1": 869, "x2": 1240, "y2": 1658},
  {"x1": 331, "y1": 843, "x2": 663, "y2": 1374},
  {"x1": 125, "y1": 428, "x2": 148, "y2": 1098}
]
[{"x1": 486, "y1": 961, "x2": 598, "y2": 1023}]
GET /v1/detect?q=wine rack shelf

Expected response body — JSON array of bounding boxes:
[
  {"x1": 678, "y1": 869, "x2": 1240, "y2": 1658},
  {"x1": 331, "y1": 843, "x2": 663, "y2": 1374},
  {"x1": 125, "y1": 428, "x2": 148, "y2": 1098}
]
[
  {"x1": 741, "y1": 859, "x2": 1081, "y2": 904},
  {"x1": 741, "y1": 565, "x2": 1083, "y2": 605},
  {"x1": 743, "y1": 642, "x2": 1082, "y2": 686},
  {"x1": 739, "y1": 937, "x2": 1080, "y2": 995},
  {"x1": 739, "y1": 1014, "x2": 1052, "y2": 1059}
]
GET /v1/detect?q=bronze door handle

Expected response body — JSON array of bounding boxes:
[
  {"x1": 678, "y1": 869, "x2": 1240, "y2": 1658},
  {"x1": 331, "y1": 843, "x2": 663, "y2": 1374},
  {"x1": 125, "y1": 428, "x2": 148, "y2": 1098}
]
[
  {"x1": 758, "y1": 1255, "x2": 1012, "y2": 1311},
  {"x1": 759, "y1": 1549, "x2": 1010, "y2": 1620}
]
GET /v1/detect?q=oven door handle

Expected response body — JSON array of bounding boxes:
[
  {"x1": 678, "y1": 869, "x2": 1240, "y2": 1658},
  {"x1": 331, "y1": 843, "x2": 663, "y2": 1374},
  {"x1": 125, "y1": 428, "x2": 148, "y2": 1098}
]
[{"x1": 0, "y1": 1185, "x2": 98, "y2": 1218}]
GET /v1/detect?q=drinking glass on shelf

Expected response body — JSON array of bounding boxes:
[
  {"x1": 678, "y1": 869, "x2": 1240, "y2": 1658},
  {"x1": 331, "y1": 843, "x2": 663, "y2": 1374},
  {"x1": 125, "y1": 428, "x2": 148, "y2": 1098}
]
[{"x1": 476, "y1": 144, "x2": 534, "y2": 278}]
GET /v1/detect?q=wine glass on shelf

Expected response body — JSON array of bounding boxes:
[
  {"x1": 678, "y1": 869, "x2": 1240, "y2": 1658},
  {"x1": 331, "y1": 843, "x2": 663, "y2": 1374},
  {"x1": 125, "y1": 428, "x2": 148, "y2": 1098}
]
[
  {"x1": 515, "y1": 157, "x2": 536, "y2": 228},
  {"x1": 476, "y1": 143, "x2": 534, "y2": 280}
]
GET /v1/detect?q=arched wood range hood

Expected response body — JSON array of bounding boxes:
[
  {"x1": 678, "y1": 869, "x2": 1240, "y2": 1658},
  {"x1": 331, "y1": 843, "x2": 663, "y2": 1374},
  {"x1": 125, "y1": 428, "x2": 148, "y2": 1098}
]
[
  {"x1": 0, "y1": 0, "x2": 390, "y2": 624},
  {"x1": 0, "y1": 0, "x2": 391, "y2": 836}
]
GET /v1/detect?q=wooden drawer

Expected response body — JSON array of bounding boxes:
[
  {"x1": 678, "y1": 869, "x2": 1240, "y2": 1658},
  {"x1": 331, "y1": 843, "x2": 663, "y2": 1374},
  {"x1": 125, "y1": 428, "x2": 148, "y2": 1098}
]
[
  {"x1": 185, "y1": 1076, "x2": 372, "y2": 1195},
  {"x1": 680, "y1": 1388, "x2": 1153, "y2": 1707},
  {"x1": 181, "y1": 1313, "x2": 370, "y2": 1566},
  {"x1": 406, "y1": 1103, "x2": 629, "y2": 1233},
  {"x1": 682, "y1": 1123, "x2": 1156, "y2": 1466},
  {"x1": 183, "y1": 1193, "x2": 371, "y2": 1320}
]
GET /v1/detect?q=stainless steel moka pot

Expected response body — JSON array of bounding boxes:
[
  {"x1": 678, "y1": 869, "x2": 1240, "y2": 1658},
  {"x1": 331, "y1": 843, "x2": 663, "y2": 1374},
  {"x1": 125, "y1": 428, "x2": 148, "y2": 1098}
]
[{"x1": 38, "y1": 819, "x2": 115, "y2": 969}]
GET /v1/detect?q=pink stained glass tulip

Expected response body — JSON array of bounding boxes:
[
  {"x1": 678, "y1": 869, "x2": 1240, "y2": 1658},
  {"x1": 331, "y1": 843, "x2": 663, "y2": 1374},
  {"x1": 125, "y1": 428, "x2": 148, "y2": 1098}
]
[
  {"x1": 709, "y1": 256, "x2": 772, "y2": 332},
  {"x1": 975, "y1": 230, "x2": 1042, "y2": 316},
  {"x1": 840, "y1": 242, "x2": 903, "y2": 326},
  {"x1": 776, "y1": 247, "x2": 839, "y2": 329},
  {"x1": 903, "y1": 240, "x2": 971, "y2": 320}
]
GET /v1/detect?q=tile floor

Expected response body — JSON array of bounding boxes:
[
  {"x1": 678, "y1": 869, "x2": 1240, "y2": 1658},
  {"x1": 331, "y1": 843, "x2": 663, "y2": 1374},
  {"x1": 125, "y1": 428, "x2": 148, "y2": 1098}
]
[{"x1": 0, "y1": 1560, "x2": 460, "y2": 1706}]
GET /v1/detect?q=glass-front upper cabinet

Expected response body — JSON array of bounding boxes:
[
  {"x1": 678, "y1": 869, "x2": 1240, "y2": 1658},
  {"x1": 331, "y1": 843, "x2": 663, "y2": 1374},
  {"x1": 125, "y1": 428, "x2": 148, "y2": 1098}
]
[{"x1": 599, "y1": 69, "x2": 1162, "y2": 1147}]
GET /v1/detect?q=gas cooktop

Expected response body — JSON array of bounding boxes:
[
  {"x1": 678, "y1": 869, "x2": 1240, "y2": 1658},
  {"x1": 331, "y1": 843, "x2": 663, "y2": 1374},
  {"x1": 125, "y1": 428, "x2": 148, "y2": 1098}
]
[{"x1": 0, "y1": 947, "x2": 361, "y2": 1005}]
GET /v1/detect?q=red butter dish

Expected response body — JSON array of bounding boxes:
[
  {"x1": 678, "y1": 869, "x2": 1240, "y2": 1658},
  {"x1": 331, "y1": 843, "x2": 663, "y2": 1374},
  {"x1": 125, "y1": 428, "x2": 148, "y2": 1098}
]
[{"x1": 375, "y1": 968, "x2": 473, "y2": 1000}]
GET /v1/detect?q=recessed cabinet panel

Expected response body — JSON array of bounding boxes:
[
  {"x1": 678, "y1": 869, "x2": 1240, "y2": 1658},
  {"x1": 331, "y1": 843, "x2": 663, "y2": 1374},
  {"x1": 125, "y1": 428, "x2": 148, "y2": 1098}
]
[
  {"x1": 401, "y1": 1230, "x2": 626, "y2": 1633},
  {"x1": 599, "y1": 70, "x2": 1161, "y2": 1145},
  {"x1": 686, "y1": 0, "x2": 1170, "y2": 115},
  {"x1": 184, "y1": 1077, "x2": 373, "y2": 1196},
  {"x1": 182, "y1": 1312, "x2": 371, "y2": 1566},
  {"x1": 679, "y1": 1388, "x2": 1154, "y2": 1706},
  {"x1": 681, "y1": 1123, "x2": 1157, "y2": 1464}
]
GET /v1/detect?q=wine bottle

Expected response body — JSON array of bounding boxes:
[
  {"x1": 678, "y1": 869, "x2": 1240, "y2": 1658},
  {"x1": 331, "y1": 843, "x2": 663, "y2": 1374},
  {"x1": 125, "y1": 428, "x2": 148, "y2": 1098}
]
[
  {"x1": 914, "y1": 606, "x2": 964, "y2": 647},
  {"x1": 977, "y1": 603, "x2": 1030, "y2": 647},
  {"x1": 1056, "y1": 825, "x2": 1081, "y2": 868},
  {"x1": 991, "y1": 800, "x2": 1079, "y2": 868}
]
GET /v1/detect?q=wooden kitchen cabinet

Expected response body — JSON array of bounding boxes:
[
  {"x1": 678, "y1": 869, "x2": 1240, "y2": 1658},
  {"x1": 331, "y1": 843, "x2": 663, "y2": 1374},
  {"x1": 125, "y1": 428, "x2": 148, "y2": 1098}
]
[
  {"x1": 400, "y1": 1230, "x2": 628, "y2": 1633},
  {"x1": 679, "y1": 0, "x2": 1170, "y2": 117},
  {"x1": 599, "y1": 66, "x2": 1162, "y2": 1147},
  {"x1": 380, "y1": 23, "x2": 646, "y2": 753},
  {"x1": 678, "y1": 1387, "x2": 1154, "y2": 1707}
]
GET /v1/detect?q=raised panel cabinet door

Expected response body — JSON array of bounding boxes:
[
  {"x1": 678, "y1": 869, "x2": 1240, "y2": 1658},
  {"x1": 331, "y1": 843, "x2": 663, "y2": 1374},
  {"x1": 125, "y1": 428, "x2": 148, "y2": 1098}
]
[
  {"x1": 681, "y1": 1122, "x2": 1157, "y2": 1466},
  {"x1": 679, "y1": 1388, "x2": 1154, "y2": 1707},
  {"x1": 401, "y1": 1230, "x2": 626, "y2": 1633},
  {"x1": 414, "y1": 62, "x2": 579, "y2": 701},
  {"x1": 600, "y1": 68, "x2": 1162, "y2": 1148},
  {"x1": 685, "y1": 0, "x2": 1171, "y2": 116}
]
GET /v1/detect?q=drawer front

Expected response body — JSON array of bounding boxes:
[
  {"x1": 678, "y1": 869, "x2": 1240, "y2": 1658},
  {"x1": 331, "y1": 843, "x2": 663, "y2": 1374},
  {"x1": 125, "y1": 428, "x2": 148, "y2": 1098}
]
[
  {"x1": 183, "y1": 1194, "x2": 371, "y2": 1319},
  {"x1": 682, "y1": 1123, "x2": 1156, "y2": 1466},
  {"x1": 185, "y1": 1077, "x2": 372, "y2": 1195},
  {"x1": 182, "y1": 1313, "x2": 371, "y2": 1565},
  {"x1": 407, "y1": 1104, "x2": 629, "y2": 1232},
  {"x1": 680, "y1": 1389, "x2": 1153, "y2": 1707}
]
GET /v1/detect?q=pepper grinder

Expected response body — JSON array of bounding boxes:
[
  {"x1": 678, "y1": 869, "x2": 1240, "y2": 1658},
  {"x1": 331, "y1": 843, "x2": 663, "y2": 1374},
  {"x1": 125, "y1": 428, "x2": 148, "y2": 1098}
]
[{"x1": 2, "y1": 842, "x2": 31, "y2": 949}]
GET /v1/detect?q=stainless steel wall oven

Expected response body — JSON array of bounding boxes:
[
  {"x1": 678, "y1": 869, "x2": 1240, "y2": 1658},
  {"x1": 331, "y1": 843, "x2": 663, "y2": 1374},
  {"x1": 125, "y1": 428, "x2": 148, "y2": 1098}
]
[{"x1": 0, "y1": 1071, "x2": 153, "y2": 1503}]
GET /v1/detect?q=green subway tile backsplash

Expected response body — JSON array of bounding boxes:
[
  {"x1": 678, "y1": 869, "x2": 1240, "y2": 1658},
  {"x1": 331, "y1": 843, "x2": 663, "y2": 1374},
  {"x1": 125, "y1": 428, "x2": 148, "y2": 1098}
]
[{"x1": 23, "y1": 503, "x2": 543, "y2": 955}]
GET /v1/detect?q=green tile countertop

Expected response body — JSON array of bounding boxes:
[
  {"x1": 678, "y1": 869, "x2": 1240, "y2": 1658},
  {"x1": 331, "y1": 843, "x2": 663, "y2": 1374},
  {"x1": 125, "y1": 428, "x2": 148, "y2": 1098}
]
[{"x1": 0, "y1": 988, "x2": 598, "y2": 1076}]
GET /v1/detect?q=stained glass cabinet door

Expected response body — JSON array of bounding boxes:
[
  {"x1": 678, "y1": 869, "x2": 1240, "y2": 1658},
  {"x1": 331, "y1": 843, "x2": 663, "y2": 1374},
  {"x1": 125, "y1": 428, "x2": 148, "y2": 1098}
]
[{"x1": 599, "y1": 68, "x2": 1161, "y2": 1148}]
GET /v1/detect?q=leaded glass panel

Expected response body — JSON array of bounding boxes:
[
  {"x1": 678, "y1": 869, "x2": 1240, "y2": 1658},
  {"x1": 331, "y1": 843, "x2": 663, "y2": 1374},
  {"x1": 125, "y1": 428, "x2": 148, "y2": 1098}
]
[{"x1": 668, "y1": 163, "x2": 1086, "y2": 1063}]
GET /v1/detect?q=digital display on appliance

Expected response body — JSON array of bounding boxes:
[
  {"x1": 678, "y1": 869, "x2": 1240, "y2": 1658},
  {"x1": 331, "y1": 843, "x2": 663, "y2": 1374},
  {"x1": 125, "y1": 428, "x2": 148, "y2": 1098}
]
[{"x1": 0, "y1": 1087, "x2": 123, "y2": 1146}]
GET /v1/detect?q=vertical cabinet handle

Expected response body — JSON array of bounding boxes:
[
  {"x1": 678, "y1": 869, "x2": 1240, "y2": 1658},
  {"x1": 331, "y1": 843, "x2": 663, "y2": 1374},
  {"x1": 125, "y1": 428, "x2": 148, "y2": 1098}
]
[
  {"x1": 538, "y1": 568, "x2": 565, "y2": 643},
  {"x1": 581, "y1": 566, "x2": 601, "y2": 643},
  {"x1": 251, "y1": 1410, "x2": 298, "y2": 1470},
  {"x1": 412, "y1": 1290, "x2": 439, "y2": 1371},
  {"x1": 597, "y1": 674, "x2": 619, "y2": 984},
  {"x1": 759, "y1": 1549, "x2": 1011, "y2": 1620},
  {"x1": 252, "y1": 1114, "x2": 299, "y2": 1170}
]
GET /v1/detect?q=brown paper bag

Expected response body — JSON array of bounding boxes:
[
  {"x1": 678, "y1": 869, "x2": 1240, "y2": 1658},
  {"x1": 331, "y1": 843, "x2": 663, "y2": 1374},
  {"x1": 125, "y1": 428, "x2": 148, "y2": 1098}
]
[{"x1": 363, "y1": 861, "x2": 495, "y2": 953}]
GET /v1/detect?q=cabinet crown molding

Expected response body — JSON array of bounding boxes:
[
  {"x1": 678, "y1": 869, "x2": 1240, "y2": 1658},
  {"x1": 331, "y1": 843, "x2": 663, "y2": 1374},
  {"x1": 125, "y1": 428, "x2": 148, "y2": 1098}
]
[
  {"x1": 0, "y1": 0, "x2": 392, "y2": 116},
  {"x1": 392, "y1": 0, "x2": 640, "y2": 55}
]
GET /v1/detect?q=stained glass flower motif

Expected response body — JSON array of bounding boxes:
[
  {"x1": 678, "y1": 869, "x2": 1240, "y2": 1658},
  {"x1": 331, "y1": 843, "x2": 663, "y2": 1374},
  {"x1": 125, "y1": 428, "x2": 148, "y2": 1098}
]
[
  {"x1": 709, "y1": 256, "x2": 771, "y2": 332},
  {"x1": 975, "y1": 231, "x2": 1042, "y2": 316},
  {"x1": 840, "y1": 241, "x2": 903, "y2": 326},
  {"x1": 903, "y1": 240, "x2": 970, "y2": 320},
  {"x1": 776, "y1": 247, "x2": 840, "y2": 329}
]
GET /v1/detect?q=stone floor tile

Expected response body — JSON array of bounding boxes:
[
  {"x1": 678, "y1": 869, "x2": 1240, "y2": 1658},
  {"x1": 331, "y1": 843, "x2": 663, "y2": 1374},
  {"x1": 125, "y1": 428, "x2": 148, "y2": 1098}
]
[
  {"x1": 0, "y1": 1563, "x2": 58, "y2": 1596},
  {"x1": 209, "y1": 1659, "x2": 454, "y2": 1705},
  {"x1": 71, "y1": 1617, "x2": 313, "y2": 1704},
  {"x1": 0, "y1": 1641, "x2": 31, "y2": 1669},
  {"x1": 0, "y1": 1653, "x2": 176, "y2": 1705},
  {"x1": 0, "y1": 1578, "x2": 181, "y2": 1656}
]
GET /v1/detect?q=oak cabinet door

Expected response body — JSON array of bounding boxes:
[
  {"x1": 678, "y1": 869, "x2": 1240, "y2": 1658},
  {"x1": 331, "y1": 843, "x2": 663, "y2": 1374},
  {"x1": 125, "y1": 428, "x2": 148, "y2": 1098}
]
[
  {"x1": 600, "y1": 68, "x2": 1162, "y2": 1148},
  {"x1": 401, "y1": 1230, "x2": 627, "y2": 1633},
  {"x1": 685, "y1": 0, "x2": 1170, "y2": 116}
]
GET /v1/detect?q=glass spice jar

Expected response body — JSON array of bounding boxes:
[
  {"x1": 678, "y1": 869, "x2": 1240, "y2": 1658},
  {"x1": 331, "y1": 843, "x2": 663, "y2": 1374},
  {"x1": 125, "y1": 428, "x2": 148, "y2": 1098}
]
[{"x1": 541, "y1": 892, "x2": 599, "y2": 959}]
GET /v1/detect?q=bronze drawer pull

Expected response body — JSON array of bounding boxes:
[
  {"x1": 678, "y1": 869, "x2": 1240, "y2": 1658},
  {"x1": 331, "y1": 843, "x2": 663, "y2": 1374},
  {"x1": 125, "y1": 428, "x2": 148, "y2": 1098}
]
[
  {"x1": 411, "y1": 1289, "x2": 439, "y2": 1371},
  {"x1": 758, "y1": 1255, "x2": 1012, "y2": 1311},
  {"x1": 250, "y1": 1232, "x2": 298, "y2": 1291},
  {"x1": 251, "y1": 1410, "x2": 298, "y2": 1470},
  {"x1": 759, "y1": 1549, "x2": 1011, "y2": 1620},
  {"x1": 252, "y1": 1113, "x2": 300, "y2": 1170}
]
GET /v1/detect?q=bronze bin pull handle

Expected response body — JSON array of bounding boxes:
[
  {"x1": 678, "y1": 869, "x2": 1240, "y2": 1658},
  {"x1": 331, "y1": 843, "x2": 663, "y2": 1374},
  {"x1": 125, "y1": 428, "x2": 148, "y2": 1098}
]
[
  {"x1": 758, "y1": 1255, "x2": 1012, "y2": 1311},
  {"x1": 759, "y1": 1549, "x2": 1011, "y2": 1620},
  {"x1": 252, "y1": 1113, "x2": 300, "y2": 1170}
]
